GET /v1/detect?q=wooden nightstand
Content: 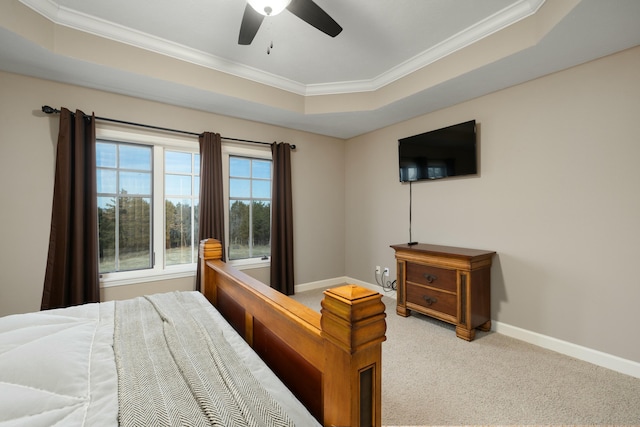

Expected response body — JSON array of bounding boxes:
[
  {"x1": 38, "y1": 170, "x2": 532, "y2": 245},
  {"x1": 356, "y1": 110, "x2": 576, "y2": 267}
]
[{"x1": 391, "y1": 243, "x2": 495, "y2": 341}]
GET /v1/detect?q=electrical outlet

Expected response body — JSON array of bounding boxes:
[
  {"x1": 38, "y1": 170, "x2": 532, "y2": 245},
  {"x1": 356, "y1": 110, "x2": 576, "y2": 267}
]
[
  {"x1": 383, "y1": 267, "x2": 390, "y2": 277},
  {"x1": 375, "y1": 265, "x2": 381, "y2": 274}
]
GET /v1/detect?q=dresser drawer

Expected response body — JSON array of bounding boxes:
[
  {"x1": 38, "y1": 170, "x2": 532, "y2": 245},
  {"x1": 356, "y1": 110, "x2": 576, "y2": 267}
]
[
  {"x1": 406, "y1": 263, "x2": 456, "y2": 293},
  {"x1": 406, "y1": 285, "x2": 457, "y2": 318}
]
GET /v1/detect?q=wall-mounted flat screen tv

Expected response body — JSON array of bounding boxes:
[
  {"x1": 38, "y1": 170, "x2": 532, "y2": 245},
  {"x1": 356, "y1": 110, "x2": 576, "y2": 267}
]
[{"x1": 398, "y1": 120, "x2": 477, "y2": 182}]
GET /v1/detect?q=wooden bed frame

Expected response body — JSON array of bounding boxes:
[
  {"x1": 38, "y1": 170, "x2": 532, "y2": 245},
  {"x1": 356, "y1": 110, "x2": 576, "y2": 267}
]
[{"x1": 200, "y1": 239, "x2": 386, "y2": 427}]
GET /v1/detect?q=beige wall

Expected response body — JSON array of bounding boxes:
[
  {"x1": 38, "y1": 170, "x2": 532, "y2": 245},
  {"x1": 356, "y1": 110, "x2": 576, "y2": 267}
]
[
  {"x1": 345, "y1": 46, "x2": 640, "y2": 363},
  {"x1": 2, "y1": 45, "x2": 639, "y2": 365},
  {"x1": 0, "y1": 71, "x2": 345, "y2": 316}
]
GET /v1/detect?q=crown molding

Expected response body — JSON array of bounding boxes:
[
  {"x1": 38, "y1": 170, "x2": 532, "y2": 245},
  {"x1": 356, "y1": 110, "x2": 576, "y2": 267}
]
[
  {"x1": 18, "y1": 0, "x2": 308, "y2": 94},
  {"x1": 19, "y1": 0, "x2": 544, "y2": 97},
  {"x1": 305, "y1": 0, "x2": 545, "y2": 95}
]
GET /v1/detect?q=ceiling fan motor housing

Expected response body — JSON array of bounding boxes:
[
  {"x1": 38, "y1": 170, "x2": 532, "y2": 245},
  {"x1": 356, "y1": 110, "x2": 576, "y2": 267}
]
[{"x1": 248, "y1": 0, "x2": 291, "y2": 16}]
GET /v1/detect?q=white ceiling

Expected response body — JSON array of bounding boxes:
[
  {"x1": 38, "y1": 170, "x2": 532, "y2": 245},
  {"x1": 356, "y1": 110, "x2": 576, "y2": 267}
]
[{"x1": 2, "y1": 0, "x2": 640, "y2": 138}]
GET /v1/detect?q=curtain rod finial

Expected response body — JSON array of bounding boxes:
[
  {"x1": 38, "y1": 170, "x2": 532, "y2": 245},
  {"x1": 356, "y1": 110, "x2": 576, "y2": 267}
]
[{"x1": 42, "y1": 105, "x2": 59, "y2": 114}]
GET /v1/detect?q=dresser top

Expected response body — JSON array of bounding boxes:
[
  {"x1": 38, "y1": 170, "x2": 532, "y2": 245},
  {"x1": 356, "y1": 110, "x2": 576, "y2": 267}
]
[{"x1": 390, "y1": 243, "x2": 495, "y2": 260}]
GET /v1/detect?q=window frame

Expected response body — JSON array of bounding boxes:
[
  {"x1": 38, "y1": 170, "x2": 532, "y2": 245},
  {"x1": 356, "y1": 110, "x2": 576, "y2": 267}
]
[
  {"x1": 223, "y1": 143, "x2": 273, "y2": 269},
  {"x1": 96, "y1": 140, "x2": 154, "y2": 274},
  {"x1": 97, "y1": 128, "x2": 200, "y2": 288},
  {"x1": 164, "y1": 148, "x2": 201, "y2": 268}
]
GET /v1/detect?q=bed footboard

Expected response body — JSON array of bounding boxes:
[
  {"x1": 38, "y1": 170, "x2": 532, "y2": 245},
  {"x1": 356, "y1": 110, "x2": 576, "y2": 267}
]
[{"x1": 200, "y1": 239, "x2": 386, "y2": 427}]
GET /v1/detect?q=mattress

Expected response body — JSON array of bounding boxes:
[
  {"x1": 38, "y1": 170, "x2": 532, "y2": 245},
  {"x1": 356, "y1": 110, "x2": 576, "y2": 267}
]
[{"x1": 0, "y1": 291, "x2": 320, "y2": 427}]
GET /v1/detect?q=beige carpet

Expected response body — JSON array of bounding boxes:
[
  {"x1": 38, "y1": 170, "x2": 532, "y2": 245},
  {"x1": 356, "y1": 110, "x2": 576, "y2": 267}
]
[{"x1": 291, "y1": 288, "x2": 640, "y2": 426}]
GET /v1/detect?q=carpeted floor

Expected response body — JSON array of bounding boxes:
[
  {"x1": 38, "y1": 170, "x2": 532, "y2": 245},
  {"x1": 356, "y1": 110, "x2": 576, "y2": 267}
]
[{"x1": 291, "y1": 287, "x2": 640, "y2": 426}]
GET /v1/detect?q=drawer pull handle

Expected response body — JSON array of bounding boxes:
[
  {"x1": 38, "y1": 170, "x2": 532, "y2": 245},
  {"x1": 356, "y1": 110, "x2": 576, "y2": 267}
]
[
  {"x1": 423, "y1": 273, "x2": 437, "y2": 283},
  {"x1": 423, "y1": 296, "x2": 438, "y2": 306}
]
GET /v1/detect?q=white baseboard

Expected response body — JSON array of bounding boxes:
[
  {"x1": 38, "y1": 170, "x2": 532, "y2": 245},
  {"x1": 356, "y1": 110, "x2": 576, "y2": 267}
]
[
  {"x1": 493, "y1": 321, "x2": 640, "y2": 379},
  {"x1": 296, "y1": 276, "x2": 397, "y2": 298},
  {"x1": 297, "y1": 276, "x2": 639, "y2": 379},
  {"x1": 294, "y1": 277, "x2": 347, "y2": 293}
]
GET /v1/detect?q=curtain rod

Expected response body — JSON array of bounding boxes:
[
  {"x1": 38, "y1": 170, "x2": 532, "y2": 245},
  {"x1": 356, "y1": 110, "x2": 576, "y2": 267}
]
[{"x1": 40, "y1": 105, "x2": 295, "y2": 149}]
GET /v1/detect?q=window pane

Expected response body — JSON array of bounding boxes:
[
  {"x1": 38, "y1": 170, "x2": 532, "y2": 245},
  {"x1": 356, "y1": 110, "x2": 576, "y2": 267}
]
[
  {"x1": 97, "y1": 169, "x2": 117, "y2": 194},
  {"x1": 119, "y1": 171, "x2": 151, "y2": 195},
  {"x1": 98, "y1": 196, "x2": 116, "y2": 272},
  {"x1": 97, "y1": 143, "x2": 116, "y2": 168},
  {"x1": 165, "y1": 174, "x2": 192, "y2": 196},
  {"x1": 228, "y1": 156, "x2": 272, "y2": 261},
  {"x1": 252, "y1": 180, "x2": 271, "y2": 199},
  {"x1": 166, "y1": 151, "x2": 192, "y2": 173},
  {"x1": 230, "y1": 178, "x2": 250, "y2": 198},
  {"x1": 119, "y1": 145, "x2": 151, "y2": 170},
  {"x1": 230, "y1": 157, "x2": 250, "y2": 177},
  {"x1": 252, "y1": 200, "x2": 270, "y2": 258},
  {"x1": 97, "y1": 141, "x2": 153, "y2": 274},
  {"x1": 166, "y1": 198, "x2": 193, "y2": 266},
  {"x1": 118, "y1": 196, "x2": 152, "y2": 271},
  {"x1": 229, "y1": 200, "x2": 250, "y2": 259},
  {"x1": 164, "y1": 151, "x2": 199, "y2": 267},
  {"x1": 194, "y1": 154, "x2": 200, "y2": 174},
  {"x1": 252, "y1": 160, "x2": 271, "y2": 179}
]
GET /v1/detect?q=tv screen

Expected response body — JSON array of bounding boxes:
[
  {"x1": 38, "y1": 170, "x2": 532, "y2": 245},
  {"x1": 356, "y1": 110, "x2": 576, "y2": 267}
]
[{"x1": 398, "y1": 120, "x2": 477, "y2": 182}]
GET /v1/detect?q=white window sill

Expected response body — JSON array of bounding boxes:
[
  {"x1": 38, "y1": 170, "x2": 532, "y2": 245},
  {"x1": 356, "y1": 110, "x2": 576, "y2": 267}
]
[
  {"x1": 99, "y1": 258, "x2": 270, "y2": 288},
  {"x1": 100, "y1": 265, "x2": 196, "y2": 288},
  {"x1": 229, "y1": 257, "x2": 271, "y2": 270}
]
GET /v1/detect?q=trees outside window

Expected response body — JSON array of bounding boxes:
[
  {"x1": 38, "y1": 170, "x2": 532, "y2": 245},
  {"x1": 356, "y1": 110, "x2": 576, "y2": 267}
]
[{"x1": 228, "y1": 156, "x2": 271, "y2": 260}]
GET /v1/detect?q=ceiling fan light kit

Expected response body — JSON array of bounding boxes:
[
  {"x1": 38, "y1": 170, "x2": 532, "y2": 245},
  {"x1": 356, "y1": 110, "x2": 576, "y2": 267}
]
[
  {"x1": 248, "y1": 0, "x2": 291, "y2": 16},
  {"x1": 239, "y1": 0, "x2": 342, "y2": 45}
]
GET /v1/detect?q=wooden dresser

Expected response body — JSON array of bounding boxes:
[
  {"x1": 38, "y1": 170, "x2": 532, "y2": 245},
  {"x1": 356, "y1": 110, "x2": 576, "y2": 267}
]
[{"x1": 391, "y1": 243, "x2": 495, "y2": 341}]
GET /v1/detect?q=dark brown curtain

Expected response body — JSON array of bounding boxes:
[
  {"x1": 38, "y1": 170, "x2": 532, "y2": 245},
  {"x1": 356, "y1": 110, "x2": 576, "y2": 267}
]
[
  {"x1": 196, "y1": 132, "x2": 225, "y2": 290},
  {"x1": 41, "y1": 108, "x2": 99, "y2": 310},
  {"x1": 270, "y1": 142, "x2": 294, "y2": 295}
]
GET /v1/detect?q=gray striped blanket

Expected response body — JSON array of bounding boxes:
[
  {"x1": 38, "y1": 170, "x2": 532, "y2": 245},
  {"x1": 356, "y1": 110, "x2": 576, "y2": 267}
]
[{"x1": 113, "y1": 292, "x2": 295, "y2": 427}]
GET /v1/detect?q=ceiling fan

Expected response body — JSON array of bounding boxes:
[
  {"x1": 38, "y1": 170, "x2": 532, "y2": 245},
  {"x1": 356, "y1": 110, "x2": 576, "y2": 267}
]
[{"x1": 239, "y1": 0, "x2": 342, "y2": 45}]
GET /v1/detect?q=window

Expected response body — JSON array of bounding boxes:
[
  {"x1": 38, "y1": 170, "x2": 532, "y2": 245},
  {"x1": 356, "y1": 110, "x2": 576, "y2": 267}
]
[
  {"x1": 96, "y1": 129, "x2": 272, "y2": 286},
  {"x1": 228, "y1": 156, "x2": 272, "y2": 261},
  {"x1": 96, "y1": 130, "x2": 200, "y2": 286},
  {"x1": 165, "y1": 150, "x2": 200, "y2": 266},
  {"x1": 97, "y1": 142, "x2": 153, "y2": 273}
]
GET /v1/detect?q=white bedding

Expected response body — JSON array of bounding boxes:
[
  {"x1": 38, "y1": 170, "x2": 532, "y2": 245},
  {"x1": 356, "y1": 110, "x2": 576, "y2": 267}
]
[{"x1": 0, "y1": 292, "x2": 320, "y2": 427}]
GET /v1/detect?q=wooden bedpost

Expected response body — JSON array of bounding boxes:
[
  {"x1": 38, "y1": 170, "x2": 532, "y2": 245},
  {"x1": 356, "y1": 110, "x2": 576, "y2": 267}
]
[
  {"x1": 199, "y1": 239, "x2": 223, "y2": 304},
  {"x1": 321, "y1": 285, "x2": 387, "y2": 427}
]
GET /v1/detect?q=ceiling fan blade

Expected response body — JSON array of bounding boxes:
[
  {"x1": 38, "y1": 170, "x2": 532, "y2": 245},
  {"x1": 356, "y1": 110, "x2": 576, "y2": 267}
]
[
  {"x1": 238, "y1": 3, "x2": 265, "y2": 45},
  {"x1": 287, "y1": 0, "x2": 342, "y2": 38}
]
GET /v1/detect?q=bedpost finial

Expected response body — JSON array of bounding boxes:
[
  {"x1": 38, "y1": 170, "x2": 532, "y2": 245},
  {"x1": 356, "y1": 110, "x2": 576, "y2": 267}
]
[
  {"x1": 321, "y1": 284, "x2": 386, "y2": 352},
  {"x1": 200, "y1": 239, "x2": 223, "y2": 260}
]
